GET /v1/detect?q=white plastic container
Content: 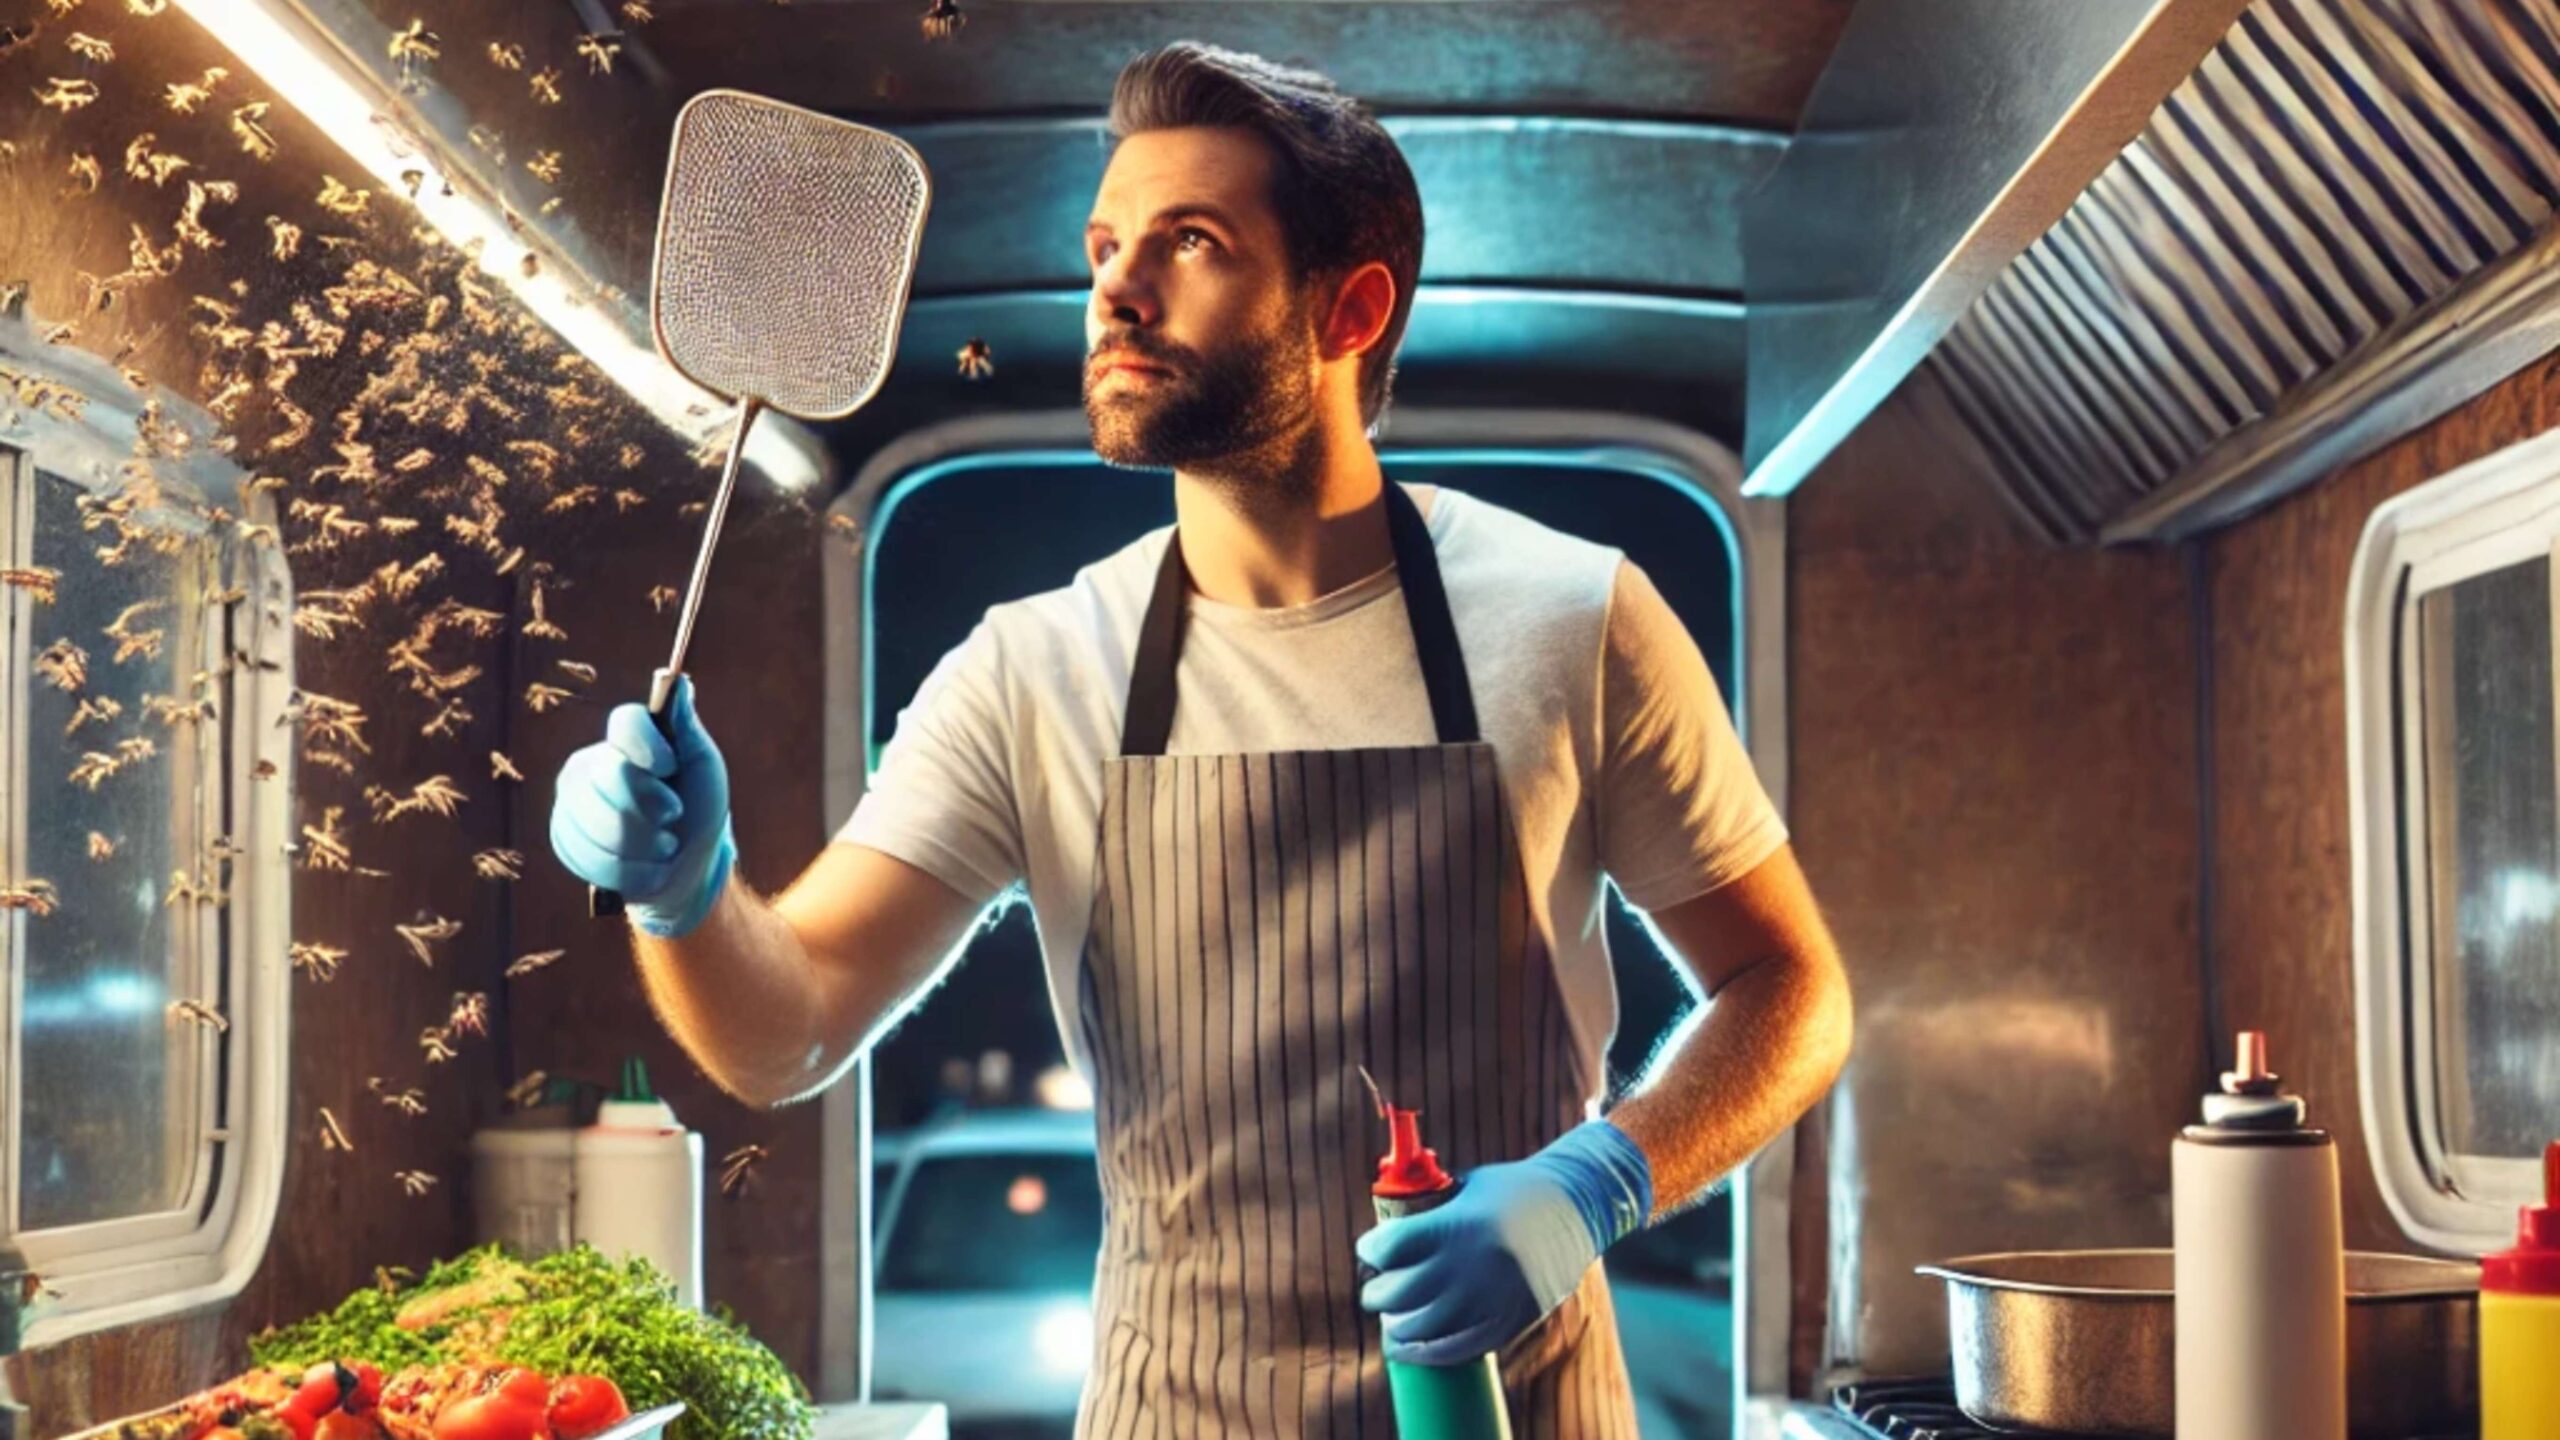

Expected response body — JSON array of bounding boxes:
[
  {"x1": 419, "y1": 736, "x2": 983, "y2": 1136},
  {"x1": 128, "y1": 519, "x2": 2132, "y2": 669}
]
[
  {"x1": 2172, "y1": 1030, "x2": 2346, "y2": 1440},
  {"x1": 573, "y1": 1095, "x2": 704, "y2": 1310},
  {"x1": 470, "y1": 1124, "x2": 577, "y2": 1259}
]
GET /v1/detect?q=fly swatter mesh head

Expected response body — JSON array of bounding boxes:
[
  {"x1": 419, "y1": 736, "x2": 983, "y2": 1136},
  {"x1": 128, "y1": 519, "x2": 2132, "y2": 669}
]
[{"x1": 651, "y1": 90, "x2": 930, "y2": 421}]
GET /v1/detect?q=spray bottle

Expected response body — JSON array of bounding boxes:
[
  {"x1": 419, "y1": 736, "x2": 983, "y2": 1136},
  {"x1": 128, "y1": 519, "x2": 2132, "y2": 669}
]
[
  {"x1": 1362, "y1": 1069, "x2": 1512, "y2": 1440},
  {"x1": 2481, "y1": 1139, "x2": 2560, "y2": 1438},
  {"x1": 572, "y1": 1055, "x2": 705, "y2": 1309},
  {"x1": 2171, "y1": 1030, "x2": 2346, "y2": 1440}
]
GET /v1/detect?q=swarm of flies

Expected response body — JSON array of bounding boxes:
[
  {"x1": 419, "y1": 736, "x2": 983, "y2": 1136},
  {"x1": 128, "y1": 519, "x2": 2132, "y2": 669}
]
[{"x1": 0, "y1": 8, "x2": 853, "y2": 1188}]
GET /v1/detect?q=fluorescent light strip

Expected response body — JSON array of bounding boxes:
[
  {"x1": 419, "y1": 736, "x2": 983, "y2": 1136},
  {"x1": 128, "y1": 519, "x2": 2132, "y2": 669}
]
[{"x1": 168, "y1": 0, "x2": 821, "y2": 492}]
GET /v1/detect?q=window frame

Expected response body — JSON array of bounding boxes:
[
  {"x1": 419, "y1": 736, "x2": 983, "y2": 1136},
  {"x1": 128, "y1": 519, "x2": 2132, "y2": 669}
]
[
  {"x1": 814, "y1": 408, "x2": 1788, "y2": 1408},
  {"x1": 0, "y1": 346, "x2": 296, "y2": 1346},
  {"x1": 2347, "y1": 423, "x2": 2560, "y2": 1256},
  {"x1": 4, "y1": 456, "x2": 222, "y2": 1252}
]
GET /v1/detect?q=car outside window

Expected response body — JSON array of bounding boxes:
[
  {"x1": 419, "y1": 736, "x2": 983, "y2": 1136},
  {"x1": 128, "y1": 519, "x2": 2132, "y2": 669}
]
[{"x1": 877, "y1": 1154, "x2": 1103, "y2": 1295}]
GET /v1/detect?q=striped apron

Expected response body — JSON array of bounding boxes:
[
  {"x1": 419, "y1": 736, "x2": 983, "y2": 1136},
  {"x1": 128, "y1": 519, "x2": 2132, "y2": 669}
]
[{"x1": 1072, "y1": 483, "x2": 1638, "y2": 1438}]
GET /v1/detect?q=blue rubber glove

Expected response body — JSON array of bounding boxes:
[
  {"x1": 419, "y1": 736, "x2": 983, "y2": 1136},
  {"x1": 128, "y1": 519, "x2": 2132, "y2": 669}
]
[
  {"x1": 549, "y1": 673, "x2": 735, "y2": 938},
  {"x1": 1355, "y1": 1118, "x2": 1654, "y2": 1367}
]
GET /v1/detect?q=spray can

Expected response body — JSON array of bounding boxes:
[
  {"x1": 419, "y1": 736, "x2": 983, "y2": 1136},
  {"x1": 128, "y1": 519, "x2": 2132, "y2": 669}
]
[
  {"x1": 2481, "y1": 1139, "x2": 2560, "y2": 1438},
  {"x1": 1367, "y1": 1085, "x2": 1513, "y2": 1440},
  {"x1": 2171, "y1": 1030, "x2": 2346, "y2": 1440}
]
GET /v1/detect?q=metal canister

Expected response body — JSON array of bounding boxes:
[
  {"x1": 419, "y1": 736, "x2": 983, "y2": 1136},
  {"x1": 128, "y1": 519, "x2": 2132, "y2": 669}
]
[
  {"x1": 2172, "y1": 1030, "x2": 2347, "y2": 1440},
  {"x1": 1367, "y1": 1088, "x2": 1512, "y2": 1440}
]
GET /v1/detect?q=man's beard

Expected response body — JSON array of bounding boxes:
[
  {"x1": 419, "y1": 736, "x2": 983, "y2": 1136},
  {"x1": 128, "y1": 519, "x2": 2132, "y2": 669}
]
[{"x1": 1084, "y1": 305, "x2": 1321, "y2": 499}]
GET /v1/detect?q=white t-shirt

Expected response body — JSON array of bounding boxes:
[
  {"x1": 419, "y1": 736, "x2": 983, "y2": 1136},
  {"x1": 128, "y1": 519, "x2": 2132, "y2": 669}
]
[{"x1": 836, "y1": 482, "x2": 1787, "y2": 1093}]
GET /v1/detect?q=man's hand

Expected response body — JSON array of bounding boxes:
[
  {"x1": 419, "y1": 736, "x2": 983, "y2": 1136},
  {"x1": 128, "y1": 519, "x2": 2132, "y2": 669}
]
[
  {"x1": 1355, "y1": 1119, "x2": 1654, "y2": 1367},
  {"x1": 550, "y1": 674, "x2": 735, "y2": 938}
]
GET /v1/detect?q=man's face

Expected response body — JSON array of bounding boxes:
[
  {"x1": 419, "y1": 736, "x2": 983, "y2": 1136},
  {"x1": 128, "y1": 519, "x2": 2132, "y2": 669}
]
[{"x1": 1082, "y1": 127, "x2": 1321, "y2": 472}]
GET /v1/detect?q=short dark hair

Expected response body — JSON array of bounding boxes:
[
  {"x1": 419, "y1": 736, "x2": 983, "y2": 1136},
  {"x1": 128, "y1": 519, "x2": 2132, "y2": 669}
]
[{"x1": 1107, "y1": 41, "x2": 1424, "y2": 430}]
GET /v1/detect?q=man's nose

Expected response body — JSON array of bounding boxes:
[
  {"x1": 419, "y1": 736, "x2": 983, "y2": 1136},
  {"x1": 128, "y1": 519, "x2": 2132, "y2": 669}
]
[{"x1": 1091, "y1": 254, "x2": 1158, "y2": 329}]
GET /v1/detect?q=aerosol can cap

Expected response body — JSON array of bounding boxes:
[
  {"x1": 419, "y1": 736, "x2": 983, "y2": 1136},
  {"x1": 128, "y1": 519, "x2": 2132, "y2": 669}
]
[
  {"x1": 1375, "y1": 1104, "x2": 1453, "y2": 1198},
  {"x1": 2196, "y1": 1029, "x2": 2310, "y2": 1131}
]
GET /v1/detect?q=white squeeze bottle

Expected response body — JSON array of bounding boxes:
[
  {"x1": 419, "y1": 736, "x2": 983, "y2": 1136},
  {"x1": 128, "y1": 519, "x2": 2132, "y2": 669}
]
[
  {"x1": 572, "y1": 1055, "x2": 706, "y2": 1308},
  {"x1": 2172, "y1": 1029, "x2": 2346, "y2": 1440}
]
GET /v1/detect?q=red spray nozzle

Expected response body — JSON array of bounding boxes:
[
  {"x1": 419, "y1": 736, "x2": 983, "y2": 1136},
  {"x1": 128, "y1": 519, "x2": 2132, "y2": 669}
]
[
  {"x1": 1359, "y1": 1065, "x2": 1453, "y2": 1199},
  {"x1": 2234, "y1": 1030, "x2": 2269, "y2": 1080},
  {"x1": 2527, "y1": 1140, "x2": 2560, "y2": 1247},
  {"x1": 2486, "y1": 1139, "x2": 2560, "y2": 1295},
  {"x1": 1376, "y1": 1103, "x2": 1454, "y2": 1198},
  {"x1": 2220, "y1": 1029, "x2": 2281, "y2": 1095}
]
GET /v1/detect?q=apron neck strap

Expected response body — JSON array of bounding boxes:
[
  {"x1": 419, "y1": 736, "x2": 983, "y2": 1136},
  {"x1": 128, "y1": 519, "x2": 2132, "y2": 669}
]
[{"x1": 1119, "y1": 482, "x2": 1480, "y2": 757}]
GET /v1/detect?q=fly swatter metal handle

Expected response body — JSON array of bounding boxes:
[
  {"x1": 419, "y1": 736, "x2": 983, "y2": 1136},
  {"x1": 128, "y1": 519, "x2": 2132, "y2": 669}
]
[
  {"x1": 588, "y1": 669, "x2": 683, "y2": 921},
  {"x1": 591, "y1": 397, "x2": 756, "y2": 926}
]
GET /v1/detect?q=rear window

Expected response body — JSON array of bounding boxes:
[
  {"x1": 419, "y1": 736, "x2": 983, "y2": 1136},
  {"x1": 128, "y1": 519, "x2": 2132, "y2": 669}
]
[{"x1": 878, "y1": 1152, "x2": 1102, "y2": 1294}]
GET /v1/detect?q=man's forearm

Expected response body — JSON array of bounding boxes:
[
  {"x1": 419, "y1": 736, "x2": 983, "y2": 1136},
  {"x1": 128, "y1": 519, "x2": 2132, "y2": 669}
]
[
  {"x1": 1605, "y1": 944, "x2": 1853, "y2": 1218},
  {"x1": 629, "y1": 876, "x2": 842, "y2": 1108}
]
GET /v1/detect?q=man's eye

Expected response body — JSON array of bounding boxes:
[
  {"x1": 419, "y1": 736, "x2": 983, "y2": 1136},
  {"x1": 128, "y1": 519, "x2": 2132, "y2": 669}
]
[
  {"x1": 1090, "y1": 241, "x2": 1116, "y2": 266},
  {"x1": 1176, "y1": 228, "x2": 1214, "y2": 252}
]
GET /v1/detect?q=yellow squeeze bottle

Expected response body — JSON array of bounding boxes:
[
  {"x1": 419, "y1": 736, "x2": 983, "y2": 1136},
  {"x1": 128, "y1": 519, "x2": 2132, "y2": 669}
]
[{"x1": 2482, "y1": 1138, "x2": 2560, "y2": 1438}]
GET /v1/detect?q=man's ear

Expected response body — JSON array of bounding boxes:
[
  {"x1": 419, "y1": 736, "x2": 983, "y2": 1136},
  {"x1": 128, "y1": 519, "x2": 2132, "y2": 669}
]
[{"x1": 1319, "y1": 261, "x2": 1398, "y2": 363}]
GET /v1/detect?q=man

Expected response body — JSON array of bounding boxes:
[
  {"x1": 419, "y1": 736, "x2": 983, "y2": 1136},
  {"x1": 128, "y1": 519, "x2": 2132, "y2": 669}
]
[{"x1": 552, "y1": 40, "x2": 1850, "y2": 1438}]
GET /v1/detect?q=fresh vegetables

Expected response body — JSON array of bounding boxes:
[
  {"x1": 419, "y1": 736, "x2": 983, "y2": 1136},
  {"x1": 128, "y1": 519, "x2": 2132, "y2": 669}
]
[
  {"x1": 276, "y1": 1360, "x2": 382, "y2": 1440},
  {"x1": 126, "y1": 1360, "x2": 627, "y2": 1440},
  {"x1": 427, "y1": 1371, "x2": 551, "y2": 1440},
  {"x1": 108, "y1": 1368, "x2": 300, "y2": 1440},
  {"x1": 542, "y1": 1376, "x2": 628, "y2": 1440},
  {"x1": 250, "y1": 1246, "x2": 810, "y2": 1440}
]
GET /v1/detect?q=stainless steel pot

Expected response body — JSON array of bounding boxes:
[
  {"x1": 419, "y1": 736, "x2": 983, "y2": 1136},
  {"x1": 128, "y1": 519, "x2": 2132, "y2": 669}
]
[{"x1": 1916, "y1": 1249, "x2": 2479, "y2": 1437}]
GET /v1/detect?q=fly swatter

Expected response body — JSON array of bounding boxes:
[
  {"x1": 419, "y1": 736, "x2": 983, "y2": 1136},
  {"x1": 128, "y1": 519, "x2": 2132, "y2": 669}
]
[{"x1": 593, "y1": 89, "x2": 931, "y2": 918}]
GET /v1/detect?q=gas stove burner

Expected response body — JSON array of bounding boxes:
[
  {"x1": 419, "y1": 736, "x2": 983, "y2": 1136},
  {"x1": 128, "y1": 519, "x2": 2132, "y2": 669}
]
[
  {"x1": 1829, "y1": 1377, "x2": 2109, "y2": 1439},
  {"x1": 1825, "y1": 1377, "x2": 2468, "y2": 1439}
]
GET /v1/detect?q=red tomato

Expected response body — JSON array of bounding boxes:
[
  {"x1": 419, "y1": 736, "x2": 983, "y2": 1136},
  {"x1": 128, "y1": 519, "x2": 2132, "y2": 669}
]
[
  {"x1": 287, "y1": 1363, "x2": 357, "y2": 1421},
  {"x1": 497, "y1": 1371, "x2": 553, "y2": 1411},
  {"x1": 312, "y1": 1411, "x2": 384, "y2": 1440},
  {"x1": 343, "y1": 1363, "x2": 386, "y2": 1417},
  {"x1": 430, "y1": 1389, "x2": 550, "y2": 1440},
  {"x1": 544, "y1": 1376, "x2": 628, "y2": 1440}
]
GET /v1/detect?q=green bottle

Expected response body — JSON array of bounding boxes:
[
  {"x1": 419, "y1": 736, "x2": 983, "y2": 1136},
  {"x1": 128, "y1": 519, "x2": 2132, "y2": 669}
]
[{"x1": 1370, "y1": 1098, "x2": 1513, "y2": 1440}]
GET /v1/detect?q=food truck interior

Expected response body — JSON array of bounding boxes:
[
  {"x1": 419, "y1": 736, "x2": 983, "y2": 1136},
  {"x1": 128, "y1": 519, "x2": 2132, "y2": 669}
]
[{"x1": 3, "y1": 0, "x2": 2558, "y2": 1437}]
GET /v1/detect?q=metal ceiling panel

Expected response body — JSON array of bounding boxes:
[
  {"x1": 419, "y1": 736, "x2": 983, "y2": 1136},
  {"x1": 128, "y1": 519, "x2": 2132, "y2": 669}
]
[
  {"x1": 635, "y1": 0, "x2": 1856, "y2": 127},
  {"x1": 1925, "y1": 0, "x2": 2560, "y2": 543},
  {"x1": 898, "y1": 115, "x2": 1782, "y2": 298},
  {"x1": 1738, "y1": 0, "x2": 2256, "y2": 500}
]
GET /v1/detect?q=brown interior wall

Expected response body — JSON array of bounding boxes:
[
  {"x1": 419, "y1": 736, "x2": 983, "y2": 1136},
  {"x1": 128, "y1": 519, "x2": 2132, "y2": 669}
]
[
  {"x1": 12, "y1": 501, "x2": 840, "y2": 1439},
  {"x1": 4, "y1": 22, "x2": 507, "y2": 1427},
  {"x1": 0, "y1": 4, "x2": 763, "y2": 1425},
  {"x1": 9, "y1": 598, "x2": 516, "y2": 1434},
  {"x1": 1786, "y1": 369, "x2": 2207, "y2": 1379},
  {"x1": 2203, "y1": 347, "x2": 2560, "y2": 1257},
  {"x1": 499, "y1": 494, "x2": 834, "y2": 1388}
]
